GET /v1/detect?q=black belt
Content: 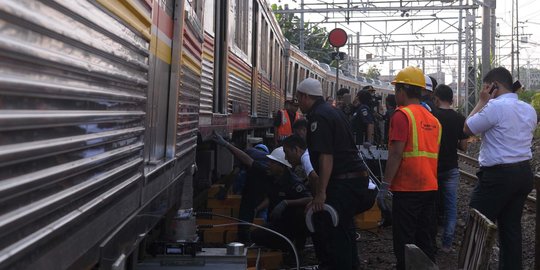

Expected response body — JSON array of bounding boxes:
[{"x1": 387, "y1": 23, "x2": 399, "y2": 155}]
[
  {"x1": 333, "y1": 171, "x2": 368, "y2": 180},
  {"x1": 481, "y1": 160, "x2": 530, "y2": 170}
]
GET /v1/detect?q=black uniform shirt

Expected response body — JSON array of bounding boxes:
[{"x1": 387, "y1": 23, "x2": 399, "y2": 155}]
[
  {"x1": 351, "y1": 104, "x2": 374, "y2": 143},
  {"x1": 433, "y1": 108, "x2": 469, "y2": 172},
  {"x1": 306, "y1": 99, "x2": 365, "y2": 176},
  {"x1": 266, "y1": 169, "x2": 311, "y2": 211},
  {"x1": 242, "y1": 149, "x2": 272, "y2": 199}
]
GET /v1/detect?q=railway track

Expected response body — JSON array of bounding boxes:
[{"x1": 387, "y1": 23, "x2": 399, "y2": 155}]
[{"x1": 457, "y1": 152, "x2": 537, "y2": 210}]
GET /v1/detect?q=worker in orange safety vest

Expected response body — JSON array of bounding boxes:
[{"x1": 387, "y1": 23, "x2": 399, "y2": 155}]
[
  {"x1": 378, "y1": 66, "x2": 442, "y2": 270},
  {"x1": 274, "y1": 99, "x2": 302, "y2": 146}
]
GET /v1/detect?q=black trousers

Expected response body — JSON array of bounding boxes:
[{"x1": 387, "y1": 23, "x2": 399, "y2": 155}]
[
  {"x1": 311, "y1": 176, "x2": 368, "y2": 270},
  {"x1": 469, "y1": 162, "x2": 533, "y2": 270},
  {"x1": 250, "y1": 206, "x2": 308, "y2": 253},
  {"x1": 392, "y1": 191, "x2": 438, "y2": 270}
]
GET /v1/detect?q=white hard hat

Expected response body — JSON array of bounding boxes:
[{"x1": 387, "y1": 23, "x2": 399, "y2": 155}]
[
  {"x1": 297, "y1": 78, "x2": 323, "y2": 96},
  {"x1": 424, "y1": 75, "x2": 433, "y2": 92},
  {"x1": 266, "y1": 147, "x2": 292, "y2": 168}
]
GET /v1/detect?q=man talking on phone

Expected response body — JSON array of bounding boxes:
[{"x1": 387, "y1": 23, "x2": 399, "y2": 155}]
[{"x1": 464, "y1": 67, "x2": 537, "y2": 270}]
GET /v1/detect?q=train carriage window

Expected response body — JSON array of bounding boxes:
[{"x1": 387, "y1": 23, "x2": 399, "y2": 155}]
[
  {"x1": 260, "y1": 20, "x2": 268, "y2": 72},
  {"x1": 269, "y1": 32, "x2": 274, "y2": 79},
  {"x1": 188, "y1": 0, "x2": 203, "y2": 24},
  {"x1": 233, "y1": 0, "x2": 249, "y2": 55},
  {"x1": 203, "y1": 0, "x2": 215, "y2": 34},
  {"x1": 287, "y1": 61, "x2": 294, "y2": 95},
  {"x1": 279, "y1": 49, "x2": 284, "y2": 91},
  {"x1": 292, "y1": 63, "x2": 299, "y2": 95},
  {"x1": 274, "y1": 40, "x2": 280, "y2": 85}
]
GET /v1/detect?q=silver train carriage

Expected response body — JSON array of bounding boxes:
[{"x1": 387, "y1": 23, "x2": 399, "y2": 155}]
[{"x1": 0, "y1": 0, "x2": 393, "y2": 269}]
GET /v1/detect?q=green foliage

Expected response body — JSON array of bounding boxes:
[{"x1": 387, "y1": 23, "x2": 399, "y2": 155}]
[
  {"x1": 271, "y1": 4, "x2": 334, "y2": 64},
  {"x1": 531, "y1": 93, "x2": 540, "y2": 114},
  {"x1": 366, "y1": 65, "x2": 381, "y2": 79},
  {"x1": 518, "y1": 90, "x2": 535, "y2": 103}
]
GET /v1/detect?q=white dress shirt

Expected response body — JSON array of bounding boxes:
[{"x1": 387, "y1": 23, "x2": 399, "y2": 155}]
[
  {"x1": 301, "y1": 149, "x2": 314, "y2": 176},
  {"x1": 466, "y1": 93, "x2": 537, "y2": 167}
]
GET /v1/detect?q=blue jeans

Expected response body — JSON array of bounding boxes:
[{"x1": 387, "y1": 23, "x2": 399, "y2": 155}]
[{"x1": 438, "y1": 167, "x2": 459, "y2": 248}]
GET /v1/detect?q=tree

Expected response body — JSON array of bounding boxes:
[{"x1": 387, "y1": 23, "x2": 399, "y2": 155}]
[
  {"x1": 366, "y1": 65, "x2": 381, "y2": 79},
  {"x1": 271, "y1": 4, "x2": 334, "y2": 64},
  {"x1": 518, "y1": 90, "x2": 535, "y2": 103},
  {"x1": 531, "y1": 93, "x2": 540, "y2": 114}
]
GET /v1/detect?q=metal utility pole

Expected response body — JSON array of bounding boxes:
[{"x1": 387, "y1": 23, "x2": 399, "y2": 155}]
[
  {"x1": 481, "y1": 0, "x2": 492, "y2": 80},
  {"x1": 490, "y1": 1, "x2": 497, "y2": 65},
  {"x1": 422, "y1": 46, "x2": 425, "y2": 72},
  {"x1": 335, "y1": 48, "x2": 340, "y2": 94},
  {"x1": 465, "y1": 7, "x2": 477, "y2": 115},
  {"x1": 511, "y1": 0, "x2": 514, "y2": 76},
  {"x1": 299, "y1": 0, "x2": 305, "y2": 51},
  {"x1": 356, "y1": 32, "x2": 360, "y2": 76},
  {"x1": 516, "y1": 0, "x2": 520, "y2": 80},
  {"x1": 457, "y1": 0, "x2": 463, "y2": 108},
  {"x1": 402, "y1": 48, "x2": 405, "y2": 69}
]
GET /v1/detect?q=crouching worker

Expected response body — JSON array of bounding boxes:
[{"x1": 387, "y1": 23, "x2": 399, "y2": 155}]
[{"x1": 212, "y1": 133, "x2": 312, "y2": 260}]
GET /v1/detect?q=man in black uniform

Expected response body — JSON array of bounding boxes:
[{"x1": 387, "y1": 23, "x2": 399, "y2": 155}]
[
  {"x1": 212, "y1": 133, "x2": 312, "y2": 257},
  {"x1": 296, "y1": 78, "x2": 369, "y2": 270},
  {"x1": 351, "y1": 90, "x2": 375, "y2": 145}
]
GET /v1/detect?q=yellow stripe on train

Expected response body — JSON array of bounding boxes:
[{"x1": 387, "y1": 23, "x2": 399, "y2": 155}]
[
  {"x1": 97, "y1": 0, "x2": 151, "y2": 40},
  {"x1": 150, "y1": 34, "x2": 172, "y2": 64},
  {"x1": 227, "y1": 66, "x2": 251, "y2": 83},
  {"x1": 182, "y1": 52, "x2": 202, "y2": 75}
]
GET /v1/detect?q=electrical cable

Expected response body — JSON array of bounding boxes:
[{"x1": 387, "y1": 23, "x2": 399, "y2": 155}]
[
  {"x1": 195, "y1": 212, "x2": 300, "y2": 270},
  {"x1": 256, "y1": 247, "x2": 261, "y2": 270},
  {"x1": 358, "y1": 148, "x2": 393, "y2": 196}
]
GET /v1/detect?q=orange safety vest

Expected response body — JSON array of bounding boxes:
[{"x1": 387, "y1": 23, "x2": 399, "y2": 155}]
[
  {"x1": 390, "y1": 104, "x2": 441, "y2": 192},
  {"x1": 277, "y1": 109, "x2": 301, "y2": 140}
]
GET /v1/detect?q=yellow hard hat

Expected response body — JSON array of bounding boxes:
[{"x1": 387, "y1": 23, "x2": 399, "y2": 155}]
[{"x1": 391, "y1": 66, "x2": 426, "y2": 88}]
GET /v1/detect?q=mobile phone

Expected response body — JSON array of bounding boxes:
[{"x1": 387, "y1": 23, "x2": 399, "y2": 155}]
[{"x1": 489, "y1": 83, "x2": 498, "y2": 94}]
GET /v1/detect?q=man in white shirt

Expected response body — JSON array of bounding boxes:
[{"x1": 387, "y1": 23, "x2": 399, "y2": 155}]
[
  {"x1": 464, "y1": 67, "x2": 537, "y2": 270},
  {"x1": 282, "y1": 134, "x2": 318, "y2": 192}
]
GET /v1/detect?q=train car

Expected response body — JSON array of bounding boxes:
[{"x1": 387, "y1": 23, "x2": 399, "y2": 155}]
[
  {"x1": 0, "y1": 0, "x2": 190, "y2": 269},
  {"x1": 286, "y1": 45, "x2": 328, "y2": 98},
  {"x1": 0, "y1": 0, "x2": 395, "y2": 269},
  {"x1": 0, "y1": 0, "x2": 289, "y2": 268}
]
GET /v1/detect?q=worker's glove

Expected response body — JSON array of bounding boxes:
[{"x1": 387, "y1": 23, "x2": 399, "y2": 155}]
[
  {"x1": 270, "y1": 200, "x2": 288, "y2": 221},
  {"x1": 377, "y1": 182, "x2": 392, "y2": 227},
  {"x1": 377, "y1": 182, "x2": 390, "y2": 212},
  {"x1": 211, "y1": 131, "x2": 228, "y2": 147}
]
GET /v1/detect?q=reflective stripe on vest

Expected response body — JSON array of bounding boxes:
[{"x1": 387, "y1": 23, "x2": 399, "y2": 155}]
[
  {"x1": 390, "y1": 104, "x2": 441, "y2": 192},
  {"x1": 400, "y1": 107, "x2": 442, "y2": 159}
]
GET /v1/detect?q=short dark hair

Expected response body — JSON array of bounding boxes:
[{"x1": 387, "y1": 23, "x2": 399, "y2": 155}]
[
  {"x1": 434, "y1": 84, "x2": 453, "y2": 103},
  {"x1": 337, "y1": 88, "x2": 350, "y2": 96},
  {"x1": 356, "y1": 90, "x2": 372, "y2": 104},
  {"x1": 483, "y1": 67, "x2": 520, "y2": 92},
  {"x1": 385, "y1": 94, "x2": 396, "y2": 107},
  {"x1": 282, "y1": 134, "x2": 307, "y2": 150},
  {"x1": 292, "y1": 119, "x2": 308, "y2": 130},
  {"x1": 362, "y1": 85, "x2": 375, "y2": 91},
  {"x1": 395, "y1": 83, "x2": 422, "y2": 99}
]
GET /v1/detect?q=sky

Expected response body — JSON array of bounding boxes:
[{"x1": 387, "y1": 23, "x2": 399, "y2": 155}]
[{"x1": 269, "y1": 0, "x2": 540, "y2": 84}]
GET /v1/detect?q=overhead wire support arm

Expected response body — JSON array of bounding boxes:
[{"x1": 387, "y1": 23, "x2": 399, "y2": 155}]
[{"x1": 272, "y1": 5, "x2": 479, "y2": 14}]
